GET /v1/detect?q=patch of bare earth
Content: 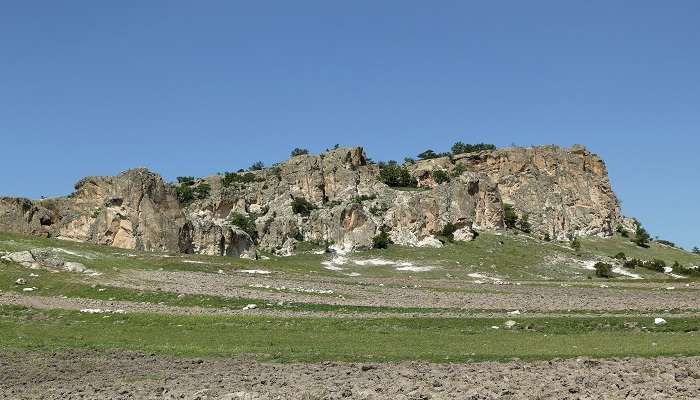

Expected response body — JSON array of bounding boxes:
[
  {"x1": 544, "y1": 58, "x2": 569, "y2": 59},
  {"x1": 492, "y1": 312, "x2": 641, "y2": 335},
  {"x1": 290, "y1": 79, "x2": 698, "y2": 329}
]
[{"x1": 0, "y1": 350, "x2": 697, "y2": 399}]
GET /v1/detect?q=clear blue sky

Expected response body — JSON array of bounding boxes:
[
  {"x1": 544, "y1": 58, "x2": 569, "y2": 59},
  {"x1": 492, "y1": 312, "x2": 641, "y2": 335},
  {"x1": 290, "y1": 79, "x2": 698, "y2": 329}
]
[{"x1": 1, "y1": 1, "x2": 698, "y2": 249}]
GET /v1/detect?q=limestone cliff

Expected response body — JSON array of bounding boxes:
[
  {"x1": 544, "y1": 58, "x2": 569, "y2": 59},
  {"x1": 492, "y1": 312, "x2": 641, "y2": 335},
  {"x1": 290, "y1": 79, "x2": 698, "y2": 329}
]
[{"x1": 0, "y1": 144, "x2": 623, "y2": 257}]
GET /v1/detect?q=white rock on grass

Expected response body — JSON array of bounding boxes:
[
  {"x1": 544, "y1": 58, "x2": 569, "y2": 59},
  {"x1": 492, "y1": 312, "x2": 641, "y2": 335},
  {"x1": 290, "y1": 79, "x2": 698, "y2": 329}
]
[
  {"x1": 80, "y1": 308, "x2": 104, "y2": 314},
  {"x1": 242, "y1": 304, "x2": 257, "y2": 311},
  {"x1": 22, "y1": 287, "x2": 36, "y2": 292},
  {"x1": 504, "y1": 320, "x2": 517, "y2": 329},
  {"x1": 14, "y1": 278, "x2": 26, "y2": 285},
  {"x1": 508, "y1": 310, "x2": 521, "y2": 315},
  {"x1": 654, "y1": 318, "x2": 667, "y2": 326}
]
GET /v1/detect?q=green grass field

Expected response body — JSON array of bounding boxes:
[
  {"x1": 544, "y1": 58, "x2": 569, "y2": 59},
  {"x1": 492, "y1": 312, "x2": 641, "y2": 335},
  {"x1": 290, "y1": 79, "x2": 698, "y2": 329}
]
[{"x1": 1, "y1": 305, "x2": 698, "y2": 362}]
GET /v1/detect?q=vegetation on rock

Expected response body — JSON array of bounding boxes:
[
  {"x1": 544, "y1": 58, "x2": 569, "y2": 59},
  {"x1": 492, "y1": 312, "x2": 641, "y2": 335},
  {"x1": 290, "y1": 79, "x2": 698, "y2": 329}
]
[
  {"x1": 291, "y1": 197, "x2": 316, "y2": 216},
  {"x1": 451, "y1": 142, "x2": 497, "y2": 155},
  {"x1": 290, "y1": 148, "x2": 309, "y2": 157},
  {"x1": 377, "y1": 161, "x2": 417, "y2": 188}
]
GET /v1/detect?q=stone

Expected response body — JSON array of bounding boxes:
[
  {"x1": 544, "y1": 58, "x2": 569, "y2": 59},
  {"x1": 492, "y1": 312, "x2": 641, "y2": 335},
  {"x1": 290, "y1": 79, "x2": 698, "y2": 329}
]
[
  {"x1": 0, "y1": 144, "x2": 624, "y2": 258},
  {"x1": 14, "y1": 278, "x2": 26, "y2": 285},
  {"x1": 453, "y1": 227, "x2": 476, "y2": 242},
  {"x1": 654, "y1": 318, "x2": 667, "y2": 326}
]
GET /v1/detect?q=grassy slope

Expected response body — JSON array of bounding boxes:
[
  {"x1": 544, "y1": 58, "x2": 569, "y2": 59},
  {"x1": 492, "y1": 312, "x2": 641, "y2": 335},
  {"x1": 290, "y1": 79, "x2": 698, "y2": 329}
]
[
  {"x1": 2, "y1": 231, "x2": 698, "y2": 281},
  {"x1": 1, "y1": 305, "x2": 698, "y2": 362}
]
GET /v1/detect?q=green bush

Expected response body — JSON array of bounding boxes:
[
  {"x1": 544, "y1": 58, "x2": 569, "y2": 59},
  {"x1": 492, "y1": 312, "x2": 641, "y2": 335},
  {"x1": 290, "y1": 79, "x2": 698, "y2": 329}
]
[
  {"x1": 228, "y1": 212, "x2": 259, "y2": 243},
  {"x1": 571, "y1": 237, "x2": 581, "y2": 253},
  {"x1": 352, "y1": 194, "x2": 376, "y2": 203},
  {"x1": 222, "y1": 172, "x2": 256, "y2": 187},
  {"x1": 372, "y1": 228, "x2": 392, "y2": 249},
  {"x1": 176, "y1": 185, "x2": 193, "y2": 205},
  {"x1": 656, "y1": 239, "x2": 676, "y2": 248},
  {"x1": 249, "y1": 161, "x2": 265, "y2": 171},
  {"x1": 439, "y1": 223, "x2": 457, "y2": 241},
  {"x1": 176, "y1": 176, "x2": 195, "y2": 185},
  {"x1": 378, "y1": 162, "x2": 417, "y2": 188},
  {"x1": 594, "y1": 262, "x2": 614, "y2": 278},
  {"x1": 450, "y1": 164, "x2": 467, "y2": 178},
  {"x1": 291, "y1": 148, "x2": 309, "y2": 157},
  {"x1": 632, "y1": 222, "x2": 651, "y2": 247},
  {"x1": 450, "y1": 142, "x2": 496, "y2": 155},
  {"x1": 518, "y1": 213, "x2": 532, "y2": 233},
  {"x1": 503, "y1": 204, "x2": 518, "y2": 229},
  {"x1": 193, "y1": 183, "x2": 210, "y2": 199},
  {"x1": 291, "y1": 197, "x2": 317, "y2": 216},
  {"x1": 613, "y1": 252, "x2": 626, "y2": 260},
  {"x1": 432, "y1": 170, "x2": 450, "y2": 184},
  {"x1": 692, "y1": 247, "x2": 700, "y2": 255}
]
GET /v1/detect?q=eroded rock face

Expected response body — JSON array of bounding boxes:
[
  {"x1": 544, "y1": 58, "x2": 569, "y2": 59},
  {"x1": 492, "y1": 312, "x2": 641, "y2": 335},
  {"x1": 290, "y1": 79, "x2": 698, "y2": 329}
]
[
  {"x1": 179, "y1": 212, "x2": 255, "y2": 258},
  {"x1": 454, "y1": 145, "x2": 621, "y2": 240},
  {"x1": 0, "y1": 144, "x2": 623, "y2": 257}
]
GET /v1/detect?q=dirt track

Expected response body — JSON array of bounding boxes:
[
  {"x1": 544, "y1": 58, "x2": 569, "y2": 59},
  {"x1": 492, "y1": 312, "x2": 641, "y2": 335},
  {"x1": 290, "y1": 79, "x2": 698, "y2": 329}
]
[{"x1": 0, "y1": 350, "x2": 697, "y2": 399}]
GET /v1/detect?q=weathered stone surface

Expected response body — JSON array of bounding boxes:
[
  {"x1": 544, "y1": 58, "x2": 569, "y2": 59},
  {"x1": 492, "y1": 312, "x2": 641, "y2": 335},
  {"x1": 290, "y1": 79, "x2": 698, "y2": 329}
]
[
  {"x1": 179, "y1": 211, "x2": 255, "y2": 258},
  {"x1": 0, "y1": 144, "x2": 623, "y2": 257},
  {"x1": 455, "y1": 145, "x2": 621, "y2": 240}
]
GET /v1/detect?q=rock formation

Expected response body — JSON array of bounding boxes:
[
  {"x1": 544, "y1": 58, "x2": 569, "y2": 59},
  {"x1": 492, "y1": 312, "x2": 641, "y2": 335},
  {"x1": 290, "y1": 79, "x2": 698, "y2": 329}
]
[{"x1": 0, "y1": 144, "x2": 623, "y2": 257}]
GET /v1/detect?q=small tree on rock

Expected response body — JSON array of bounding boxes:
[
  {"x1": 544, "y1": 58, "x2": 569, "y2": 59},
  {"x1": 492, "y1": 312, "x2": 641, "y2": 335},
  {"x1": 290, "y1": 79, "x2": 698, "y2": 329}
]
[{"x1": 290, "y1": 148, "x2": 309, "y2": 157}]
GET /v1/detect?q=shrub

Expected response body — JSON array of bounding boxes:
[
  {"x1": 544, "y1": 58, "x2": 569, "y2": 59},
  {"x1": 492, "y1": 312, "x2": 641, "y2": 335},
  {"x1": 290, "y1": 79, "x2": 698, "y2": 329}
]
[
  {"x1": 632, "y1": 222, "x2": 651, "y2": 247},
  {"x1": 594, "y1": 262, "x2": 614, "y2": 278},
  {"x1": 543, "y1": 233, "x2": 551, "y2": 242},
  {"x1": 571, "y1": 237, "x2": 581, "y2": 253},
  {"x1": 616, "y1": 225, "x2": 629, "y2": 238},
  {"x1": 175, "y1": 185, "x2": 194, "y2": 205},
  {"x1": 518, "y1": 213, "x2": 532, "y2": 233},
  {"x1": 647, "y1": 259, "x2": 666, "y2": 272},
  {"x1": 193, "y1": 183, "x2": 210, "y2": 199},
  {"x1": 503, "y1": 204, "x2": 518, "y2": 229},
  {"x1": 372, "y1": 228, "x2": 392, "y2": 249},
  {"x1": 623, "y1": 258, "x2": 640, "y2": 269},
  {"x1": 249, "y1": 161, "x2": 265, "y2": 171},
  {"x1": 222, "y1": 172, "x2": 256, "y2": 187},
  {"x1": 228, "y1": 212, "x2": 258, "y2": 243},
  {"x1": 352, "y1": 194, "x2": 376, "y2": 203},
  {"x1": 176, "y1": 176, "x2": 195, "y2": 185},
  {"x1": 692, "y1": 246, "x2": 700, "y2": 255},
  {"x1": 450, "y1": 164, "x2": 467, "y2": 178},
  {"x1": 613, "y1": 252, "x2": 626, "y2": 260},
  {"x1": 439, "y1": 223, "x2": 457, "y2": 241},
  {"x1": 417, "y1": 149, "x2": 438, "y2": 160},
  {"x1": 403, "y1": 157, "x2": 415, "y2": 164},
  {"x1": 450, "y1": 142, "x2": 496, "y2": 155},
  {"x1": 656, "y1": 239, "x2": 676, "y2": 248},
  {"x1": 291, "y1": 197, "x2": 316, "y2": 216},
  {"x1": 432, "y1": 170, "x2": 450, "y2": 184},
  {"x1": 378, "y1": 162, "x2": 417, "y2": 188},
  {"x1": 290, "y1": 148, "x2": 309, "y2": 157}
]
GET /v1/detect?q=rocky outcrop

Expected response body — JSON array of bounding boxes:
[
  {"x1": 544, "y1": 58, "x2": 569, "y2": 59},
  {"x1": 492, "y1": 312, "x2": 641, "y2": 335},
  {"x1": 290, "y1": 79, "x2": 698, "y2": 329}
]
[
  {"x1": 178, "y1": 211, "x2": 255, "y2": 258},
  {"x1": 0, "y1": 144, "x2": 623, "y2": 257},
  {"x1": 453, "y1": 145, "x2": 621, "y2": 240}
]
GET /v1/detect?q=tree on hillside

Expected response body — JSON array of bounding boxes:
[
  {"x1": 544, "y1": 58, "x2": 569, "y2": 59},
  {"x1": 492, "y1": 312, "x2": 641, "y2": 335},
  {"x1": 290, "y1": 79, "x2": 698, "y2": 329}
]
[
  {"x1": 692, "y1": 247, "x2": 700, "y2": 255},
  {"x1": 290, "y1": 148, "x2": 309, "y2": 157},
  {"x1": 503, "y1": 204, "x2": 518, "y2": 229},
  {"x1": 632, "y1": 223, "x2": 651, "y2": 248},
  {"x1": 417, "y1": 149, "x2": 438, "y2": 160},
  {"x1": 378, "y1": 161, "x2": 416, "y2": 188},
  {"x1": 249, "y1": 161, "x2": 265, "y2": 171}
]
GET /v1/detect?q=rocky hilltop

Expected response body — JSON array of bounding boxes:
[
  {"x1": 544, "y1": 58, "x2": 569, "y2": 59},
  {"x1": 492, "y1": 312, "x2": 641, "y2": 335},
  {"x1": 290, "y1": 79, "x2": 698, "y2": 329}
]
[{"x1": 0, "y1": 145, "x2": 622, "y2": 258}]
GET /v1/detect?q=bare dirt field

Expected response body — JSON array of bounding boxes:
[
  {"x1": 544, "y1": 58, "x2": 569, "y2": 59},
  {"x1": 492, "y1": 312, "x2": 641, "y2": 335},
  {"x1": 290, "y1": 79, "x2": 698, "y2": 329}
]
[{"x1": 1, "y1": 350, "x2": 698, "y2": 400}]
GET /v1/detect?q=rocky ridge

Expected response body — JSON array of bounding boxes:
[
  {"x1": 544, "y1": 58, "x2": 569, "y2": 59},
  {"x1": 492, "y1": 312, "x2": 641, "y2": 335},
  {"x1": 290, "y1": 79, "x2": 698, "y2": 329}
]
[{"x1": 0, "y1": 144, "x2": 622, "y2": 258}]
